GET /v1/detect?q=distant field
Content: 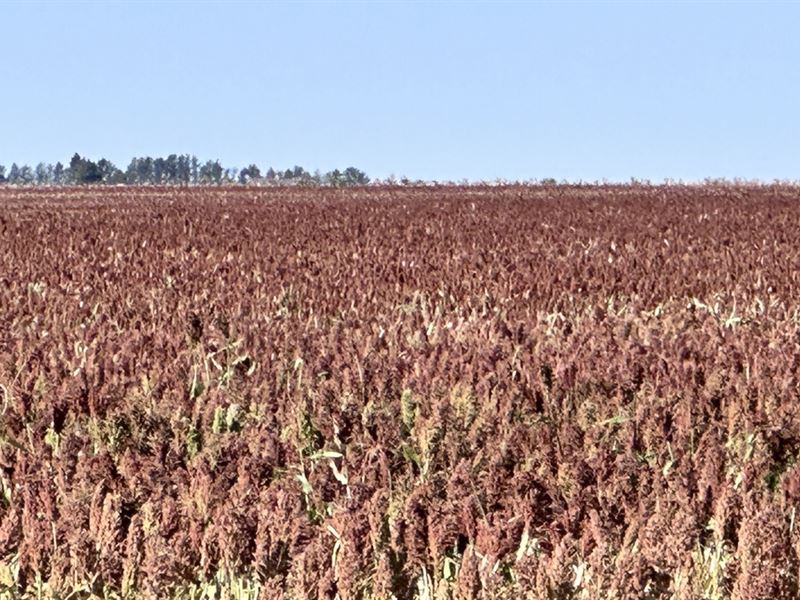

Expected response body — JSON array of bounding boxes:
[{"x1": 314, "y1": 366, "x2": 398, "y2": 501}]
[{"x1": 1, "y1": 185, "x2": 800, "y2": 599}]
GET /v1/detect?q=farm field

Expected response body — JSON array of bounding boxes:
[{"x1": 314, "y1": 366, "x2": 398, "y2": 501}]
[{"x1": 2, "y1": 184, "x2": 800, "y2": 599}]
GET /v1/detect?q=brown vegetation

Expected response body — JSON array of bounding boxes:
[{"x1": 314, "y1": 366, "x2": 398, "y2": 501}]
[{"x1": 1, "y1": 184, "x2": 799, "y2": 598}]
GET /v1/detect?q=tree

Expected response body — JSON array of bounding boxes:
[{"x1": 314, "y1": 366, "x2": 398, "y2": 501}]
[
  {"x1": 177, "y1": 155, "x2": 192, "y2": 184},
  {"x1": 239, "y1": 164, "x2": 261, "y2": 184},
  {"x1": 0, "y1": 154, "x2": 369, "y2": 187},
  {"x1": 8, "y1": 163, "x2": 20, "y2": 184},
  {"x1": 69, "y1": 153, "x2": 101, "y2": 184},
  {"x1": 153, "y1": 157, "x2": 166, "y2": 184},
  {"x1": 128, "y1": 157, "x2": 154, "y2": 184},
  {"x1": 124, "y1": 159, "x2": 139, "y2": 184},
  {"x1": 68, "y1": 153, "x2": 83, "y2": 183},
  {"x1": 343, "y1": 167, "x2": 369, "y2": 186},
  {"x1": 19, "y1": 165, "x2": 35, "y2": 185},
  {"x1": 224, "y1": 168, "x2": 239, "y2": 183},
  {"x1": 53, "y1": 162, "x2": 64, "y2": 184},
  {"x1": 83, "y1": 162, "x2": 102, "y2": 183},
  {"x1": 35, "y1": 163, "x2": 50, "y2": 185},
  {"x1": 199, "y1": 160, "x2": 223, "y2": 184},
  {"x1": 164, "y1": 154, "x2": 179, "y2": 183},
  {"x1": 190, "y1": 155, "x2": 200, "y2": 184},
  {"x1": 291, "y1": 166, "x2": 310, "y2": 181},
  {"x1": 325, "y1": 168, "x2": 343, "y2": 186},
  {"x1": 97, "y1": 159, "x2": 124, "y2": 184},
  {"x1": 140, "y1": 157, "x2": 154, "y2": 183}
]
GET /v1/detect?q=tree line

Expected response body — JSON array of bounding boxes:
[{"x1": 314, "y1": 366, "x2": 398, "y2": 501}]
[{"x1": 0, "y1": 153, "x2": 370, "y2": 186}]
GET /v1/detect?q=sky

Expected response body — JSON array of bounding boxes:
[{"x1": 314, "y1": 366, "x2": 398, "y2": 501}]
[{"x1": 1, "y1": 1, "x2": 799, "y2": 182}]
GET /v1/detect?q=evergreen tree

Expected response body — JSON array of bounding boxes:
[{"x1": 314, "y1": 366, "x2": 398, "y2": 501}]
[
  {"x1": 68, "y1": 153, "x2": 83, "y2": 183},
  {"x1": 53, "y1": 162, "x2": 64, "y2": 184},
  {"x1": 68, "y1": 154, "x2": 101, "y2": 183}
]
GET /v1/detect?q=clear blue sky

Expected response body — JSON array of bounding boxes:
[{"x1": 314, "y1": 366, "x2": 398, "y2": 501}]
[{"x1": 1, "y1": 1, "x2": 798, "y2": 182}]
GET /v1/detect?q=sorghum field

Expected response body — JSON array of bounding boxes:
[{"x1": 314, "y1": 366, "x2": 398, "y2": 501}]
[{"x1": 2, "y1": 185, "x2": 800, "y2": 599}]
